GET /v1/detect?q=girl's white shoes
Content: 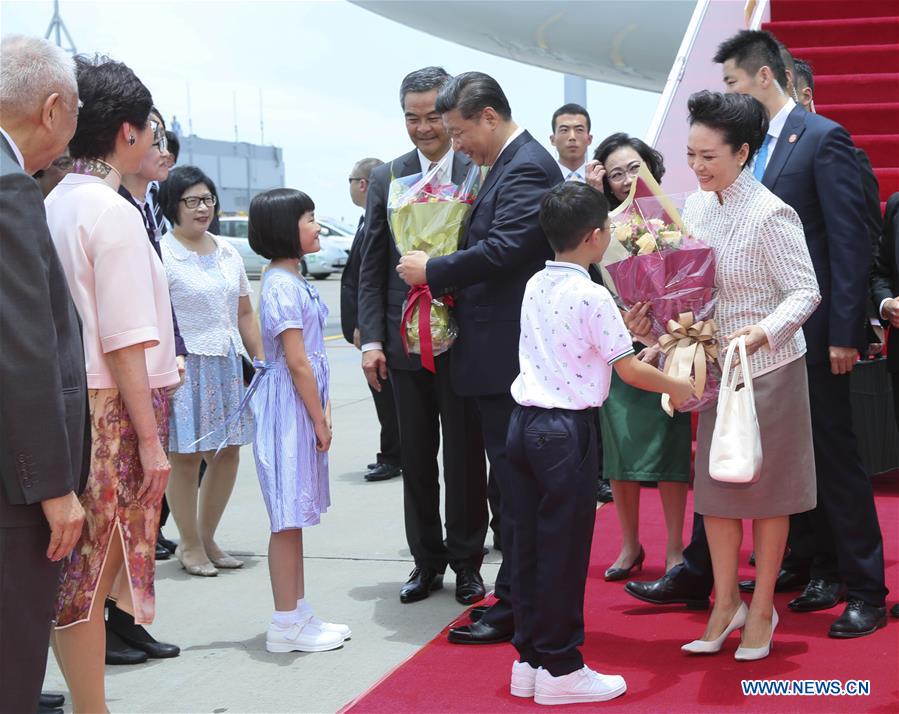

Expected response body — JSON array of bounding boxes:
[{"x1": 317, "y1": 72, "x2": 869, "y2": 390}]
[
  {"x1": 266, "y1": 603, "x2": 350, "y2": 653},
  {"x1": 681, "y1": 602, "x2": 748, "y2": 654},
  {"x1": 297, "y1": 600, "x2": 352, "y2": 640},
  {"x1": 735, "y1": 609, "x2": 778, "y2": 661},
  {"x1": 266, "y1": 619, "x2": 345, "y2": 653}
]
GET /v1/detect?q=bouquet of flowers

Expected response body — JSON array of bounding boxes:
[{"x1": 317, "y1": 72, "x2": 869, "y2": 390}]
[
  {"x1": 387, "y1": 160, "x2": 481, "y2": 372},
  {"x1": 600, "y1": 164, "x2": 720, "y2": 415}
]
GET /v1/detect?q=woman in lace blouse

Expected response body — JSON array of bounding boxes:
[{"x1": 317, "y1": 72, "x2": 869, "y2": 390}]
[
  {"x1": 679, "y1": 92, "x2": 820, "y2": 661},
  {"x1": 158, "y1": 166, "x2": 263, "y2": 576}
]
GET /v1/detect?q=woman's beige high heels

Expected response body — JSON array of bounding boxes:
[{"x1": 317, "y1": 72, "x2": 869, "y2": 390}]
[{"x1": 682, "y1": 602, "x2": 748, "y2": 654}]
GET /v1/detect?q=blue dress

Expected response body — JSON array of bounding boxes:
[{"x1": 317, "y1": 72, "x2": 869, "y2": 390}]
[{"x1": 251, "y1": 268, "x2": 330, "y2": 531}]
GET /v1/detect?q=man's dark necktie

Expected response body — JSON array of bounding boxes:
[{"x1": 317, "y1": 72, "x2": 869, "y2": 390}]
[{"x1": 149, "y1": 183, "x2": 167, "y2": 236}]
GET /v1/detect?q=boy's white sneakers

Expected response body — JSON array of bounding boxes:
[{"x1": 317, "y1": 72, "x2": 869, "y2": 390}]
[
  {"x1": 534, "y1": 665, "x2": 627, "y2": 705},
  {"x1": 266, "y1": 618, "x2": 345, "y2": 653},
  {"x1": 510, "y1": 660, "x2": 540, "y2": 697}
]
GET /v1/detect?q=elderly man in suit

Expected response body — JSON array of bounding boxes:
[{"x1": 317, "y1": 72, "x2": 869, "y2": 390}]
[
  {"x1": 358, "y1": 67, "x2": 488, "y2": 606},
  {"x1": 340, "y1": 156, "x2": 403, "y2": 483},
  {"x1": 398, "y1": 71, "x2": 559, "y2": 644},
  {"x1": 0, "y1": 35, "x2": 90, "y2": 714},
  {"x1": 625, "y1": 29, "x2": 887, "y2": 639}
]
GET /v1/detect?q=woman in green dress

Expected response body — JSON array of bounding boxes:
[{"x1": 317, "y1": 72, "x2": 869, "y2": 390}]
[{"x1": 586, "y1": 133, "x2": 692, "y2": 580}]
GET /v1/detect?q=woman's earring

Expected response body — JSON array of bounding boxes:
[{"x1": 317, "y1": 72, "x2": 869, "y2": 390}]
[{"x1": 128, "y1": 135, "x2": 135, "y2": 145}]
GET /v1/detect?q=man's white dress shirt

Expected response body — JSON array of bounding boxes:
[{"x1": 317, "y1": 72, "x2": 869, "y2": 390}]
[
  {"x1": 750, "y1": 97, "x2": 796, "y2": 176},
  {"x1": 557, "y1": 160, "x2": 587, "y2": 182}
]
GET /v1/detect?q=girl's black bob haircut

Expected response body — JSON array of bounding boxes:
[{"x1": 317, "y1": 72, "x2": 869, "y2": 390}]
[{"x1": 248, "y1": 188, "x2": 315, "y2": 261}]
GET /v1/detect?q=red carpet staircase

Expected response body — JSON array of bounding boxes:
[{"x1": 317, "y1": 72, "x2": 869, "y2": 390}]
[{"x1": 763, "y1": 0, "x2": 899, "y2": 206}]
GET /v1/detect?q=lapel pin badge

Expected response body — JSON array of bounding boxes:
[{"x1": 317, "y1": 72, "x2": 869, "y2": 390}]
[{"x1": 788, "y1": 133, "x2": 798, "y2": 143}]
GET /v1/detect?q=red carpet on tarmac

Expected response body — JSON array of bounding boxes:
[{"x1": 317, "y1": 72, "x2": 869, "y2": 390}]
[{"x1": 342, "y1": 473, "x2": 898, "y2": 713}]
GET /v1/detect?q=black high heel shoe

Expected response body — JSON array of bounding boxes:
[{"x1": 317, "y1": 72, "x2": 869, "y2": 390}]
[{"x1": 604, "y1": 545, "x2": 645, "y2": 581}]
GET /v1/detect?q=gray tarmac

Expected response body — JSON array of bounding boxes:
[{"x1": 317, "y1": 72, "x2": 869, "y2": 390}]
[{"x1": 42, "y1": 276, "x2": 502, "y2": 713}]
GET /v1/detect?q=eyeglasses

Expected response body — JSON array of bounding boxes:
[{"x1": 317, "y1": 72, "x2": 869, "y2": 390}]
[
  {"x1": 179, "y1": 194, "x2": 217, "y2": 209},
  {"x1": 149, "y1": 119, "x2": 167, "y2": 152},
  {"x1": 348, "y1": 177, "x2": 365, "y2": 183},
  {"x1": 607, "y1": 161, "x2": 642, "y2": 183}
]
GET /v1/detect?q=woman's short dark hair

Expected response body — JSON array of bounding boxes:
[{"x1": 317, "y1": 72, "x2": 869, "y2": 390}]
[
  {"x1": 593, "y1": 132, "x2": 666, "y2": 206},
  {"x1": 435, "y1": 71, "x2": 512, "y2": 120},
  {"x1": 248, "y1": 188, "x2": 315, "y2": 261},
  {"x1": 157, "y1": 165, "x2": 218, "y2": 226},
  {"x1": 69, "y1": 55, "x2": 153, "y2": 160},
  {"x1": 539, "y1": 182, "x2": 609, "y2": 254},
  {"x1": 687, "y1": 90, "x2": 769, "y2": 167}
]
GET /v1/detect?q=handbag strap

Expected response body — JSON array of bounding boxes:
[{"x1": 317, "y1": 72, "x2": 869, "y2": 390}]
[
  {"x1": 720, "y1": 337, "x2": 738, "y2": 392},
  {"x1": 737, "y1": 336, "x2": 755, "y2": 402},
  {"x1": 720, "y1": 336, "x2": 756, "y2": 398}
]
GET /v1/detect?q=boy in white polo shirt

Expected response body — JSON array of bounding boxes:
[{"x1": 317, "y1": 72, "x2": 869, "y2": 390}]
[{"x1": 507, "y1": 182, "x2": 693, "y2": 705}]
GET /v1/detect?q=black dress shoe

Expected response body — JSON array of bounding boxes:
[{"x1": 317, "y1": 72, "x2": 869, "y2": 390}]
[
  {"x1": 469, "y1": 605, "x2": 489, "y2": 622},
  {"x1": 891, "y1": 603, "x2": 899, "y2": 618},
  {"x1": 828, "y1": 599, "x2": 887, "y2": 638},
  {"x1": 39, "y1": 694, "x2": 64, "y2": 708},
  {"x1": 105, "y1": 628, "x2": 149, "y2": 665},
  {"x1": 624, "y1": 573, "x2": 710, "y2": 610},
  {"x1": 739, "y1": 569, "x2": 807, "y2": 594},
  {"x1": 788, "y1": 578, "x2": 847, "y2": 612},
  {"x1": 367, "y1": 462, "x2": 379, "y2": 471},
  {"x1": 155, "y1": 542, "x2": 171, "y2": 560},
  {"x1": 597, "y1": 479, "x2": 613, "y2": 504},
  {"x1": 604, "y1": 545, "x2": 645, "y2": 582},
  {"x1": 399, "y1": 567, "x2": 443, "y2": 603},
  {"x1": 365, "y1": 463, "x2": 402, "y2": 482},
  {"x1": 157, "y1": 531, "x2": 177, "y2": 554},
  {"x1": 108, "y1": 606, "x2": 180, "y2": 658},
  {"x1": 455, "y1": 567, "x2": 486, "y2": 605},
  {"x1": 38, "y1": 705, "x2": 63, "y2": 714},
  {"x1": 448, "y1": 619, "x2": 513, "y2": 644}
]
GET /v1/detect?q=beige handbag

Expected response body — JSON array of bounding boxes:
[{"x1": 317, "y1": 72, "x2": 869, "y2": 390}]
[{"x1": 709, "y1": 336, "x2": 763, "y2": 484}]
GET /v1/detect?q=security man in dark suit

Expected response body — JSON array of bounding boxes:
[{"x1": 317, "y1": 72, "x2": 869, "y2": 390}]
[
  {"x1": 340, "y1": 157, "x2": 402, "y2": 482},
  {"x1": 358, "y1": 68, "x2": 488, "y2": 606},
  {"x1": 872, "y1": 193, "x2": 899, "y2": 439},
  {"x1": 871, "y1": 193, "x2": 899, "y2": 624},
  {"x1": 0, "y1": 35, "x2": 90, "y2": 714},
  {"x1": 398, "y1": 71, "x2": 560, "y2": 644}
]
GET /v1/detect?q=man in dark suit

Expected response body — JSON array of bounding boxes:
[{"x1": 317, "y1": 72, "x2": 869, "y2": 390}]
[
  {"x1": 0, "y1": 35, "x2": 90, "y2": 714},
  {"x1": 625, "y1": 30, "x2": 887, "y2": 639},
  {"x1": 340, "y1": 156, "x2": 402, "y2": 482},
  {"x1": 871, "y1": 193, "x2": 899, "y2": 624},
  {"x1": 871, "y1": 193, "x2": 899, "y2": 441},
  {"x1": 398, "y1": 71, "x2": 559, "y2": 644},
  {"x1": 358, "y1": 67, "x2": 488, "y2": 606}
]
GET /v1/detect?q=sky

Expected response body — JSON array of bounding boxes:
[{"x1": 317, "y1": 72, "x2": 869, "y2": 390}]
[{"x1": 1, "y1": 0, "x2": 661, "y2": 222}]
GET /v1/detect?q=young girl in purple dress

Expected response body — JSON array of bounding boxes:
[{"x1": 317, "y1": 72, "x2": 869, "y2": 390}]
[{"x1": 248, "y1": 188, "x2": 350, "y2": 653}]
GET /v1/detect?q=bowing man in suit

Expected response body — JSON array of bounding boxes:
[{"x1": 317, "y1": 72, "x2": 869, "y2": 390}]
[
  {"x1": 340, "y1": 157, "x2": 403, "y2": 482},
  {"x1": 357, "y1": 68, "x2": 488, "y2": 606},
  {"x1": 0, "y1": 35, "x2": 89, "y2": 714},
  {"x1": 398, "y1": 72, "x2": 559, "y2": 644}
]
